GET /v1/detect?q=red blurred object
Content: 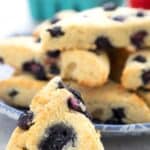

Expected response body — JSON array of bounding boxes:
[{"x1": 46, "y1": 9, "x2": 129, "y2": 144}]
[{"x1": 129, "y1": 0, "x2": 150, "y2": 9}]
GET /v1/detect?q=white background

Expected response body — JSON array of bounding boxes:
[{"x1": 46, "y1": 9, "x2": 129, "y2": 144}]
[{"x1": 0, "y1": 0, "x2": 34, "y2": 38}]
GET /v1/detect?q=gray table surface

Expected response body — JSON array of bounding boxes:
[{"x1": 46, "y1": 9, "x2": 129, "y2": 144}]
[{"x1": 0, "y1": 114, "x2": 150, "y2": 150}]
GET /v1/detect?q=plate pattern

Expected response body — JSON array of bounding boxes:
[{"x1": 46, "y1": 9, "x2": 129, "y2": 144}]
[{"x1": 1, "y1": 101, "x2": 150, "y2": 136}]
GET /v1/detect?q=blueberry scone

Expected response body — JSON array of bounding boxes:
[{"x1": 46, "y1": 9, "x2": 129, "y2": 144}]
[
  {"x1": 41, "y1": 6, "x2": 150, "y2": 51},
  {"x1": 0, "y1": 75, "x2": 46, "y2": 107},
  {"x1": 66, "y1": 81, "x2": 150, "y2": 124},
  {"x1": 0, "y1": 36, "x2": 48, "y2": 80},
  {"x1": 121, "y1": 50, "x2": 150, "y2": 90},
  {"x1": 43, "y1": 50, "x2": 110, "y2": 87},
  {"x1": 7, "y1": 77, "x2": 104, "y2": 150},
  {"x1": 0, "y1": 47, "x2": 110, "y2": 87},
  {"x1": 0, "y1": 35, "x2": 110, "y2": 87},
  {"x1": 33, "y1": 10, "x2": 77, "y2": 39}
]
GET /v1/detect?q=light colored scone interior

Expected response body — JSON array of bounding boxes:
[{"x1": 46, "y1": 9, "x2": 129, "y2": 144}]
[
  {"x1": 66, "y1": 80, "x2": 150, "y2": 124},
  {"x1": 60, "y1": 50, "x2": 110, "y2": 87},
  {"x1": 7, "y1": 77, "x2": 104, "y2": 150},
  {"x1": 121, "y1": 50, "x2": 150, "y2": 90},
  {"x1": 42, "y1": 49, "x2": 110, "y2": 87}
]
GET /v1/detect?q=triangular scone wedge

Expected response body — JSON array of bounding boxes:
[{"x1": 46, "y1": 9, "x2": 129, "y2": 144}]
[{"x1": 7, "y1": 77, "x2": 104, "y2": 150}]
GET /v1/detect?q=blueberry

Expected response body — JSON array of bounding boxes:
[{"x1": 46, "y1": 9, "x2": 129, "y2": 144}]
[
  {"x1": 67, "y1": 97, "x2": 83, "y2": 112},
  {"x1": 38, "y1": 123, "x2": 76, "y2": 150},
  {"x1": 46, "y1": 50, "x2": 60, "y2": 58},
  {"x1": 36, "y1": 37, "x2": 41, "y2": 43},
  {"x1": 133, "y1": 55, "x2": 146, "y2": 63},
  {"x1": 49, "y1": 64, "x2": 60, "y2": 75},
  {"x1": 103, "y1": 2, "x2": 117, "y2": 11},
  {"x1": 67, "y1": 97, "x2": 91, "y2": 119},
  {"x1": 138, "y1": 87, "x2": 150, "y2": 92},
  {"x1": 57, "y1": 81, "x2": 65, "y2": 89},
  {"x1": 142, "y1": 70, "x2": 150, "y2": 85},
  {"x1": 130, "y1": 30, "x2": 148, "y2": 48},
  {"x1": 18, "y1": 111, "x2": 34, "y2": 130},
  {"x1": 22, "y1": 60, "x2": 48, "y2": 81},
  {"x1": 136, "y1": 11, "x2": 145, "y2": 17},
  {"x1": 68, "y1": 87, "x2": 84, "y2": 103},
  {"x1": 95, "y1": 36, "x2": 114, "y2": 50},
  {"x1": 105, "y1": 108, "x2": 126, "y2": 124},
  {"x1": 0, "y1": 57, "x2": 4, "y2": 64},
  {"x1": 47, "y1": 26, "x2": 64, "y2": 37},
  {"x1": 92, "y1": 108, "x2": 126, "y2": 125},
  {"x1": 112, "y1": 108, "x2": 125, "y2": 120},
  {"x1": 50, "y1": 17, "x2": 60, "y2": 24},
  {"x1": 8, "y1": 89, "x2": 18, "y2": 98},
  {"x1": 112, "y1": 16, "x2": 126, "y2": 22}
]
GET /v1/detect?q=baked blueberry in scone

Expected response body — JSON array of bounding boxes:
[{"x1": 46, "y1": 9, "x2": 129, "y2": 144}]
[
  {"x1": 66, "y1": 80, "x2": 150, "y2": 124},
  {"x1": 121, "y1": 50, "x2": 150, "y2": 90},
  {"x1": 6, "y1": 77, "x2": 104, "y2": 150},
  {"x1": 0, "y1": 75, "x2": 46, "y2": 107}
]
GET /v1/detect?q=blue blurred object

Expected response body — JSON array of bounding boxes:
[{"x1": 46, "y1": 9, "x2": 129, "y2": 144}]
[{"x1": 28, "y1": 0, "x2": 124, "y2": 21}]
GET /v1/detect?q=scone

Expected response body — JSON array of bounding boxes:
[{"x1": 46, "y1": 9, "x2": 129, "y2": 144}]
[
  {"x1": 0, "y1": 36, "x2": 48, "y2": 80},
  {"x1": 41, "y1": 6, "x2": 150, "y2": 51},
  {"x1": 66, "y1": 81, "x2": 150, "y2": 124},
  {"x1": 121, "y1": 50, "x2": 150, "y2": 90},
  {"x1": 0, "y1": 75, "x2": 46, "y2": 107},
  {"x1": 33, "y1": 10, "x2": 77, "y2": 39},
  {"x1": 43, "y1": 50, "x2": 110, "y2": 87},
  {"x1": 7, "y1": 77, "x2": 104, "y2": 150},
  {"x1": 0, "y1": 39, "x2": 110, "y2": 87}
]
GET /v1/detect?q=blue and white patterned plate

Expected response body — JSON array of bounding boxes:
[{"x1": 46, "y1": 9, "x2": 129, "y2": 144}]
[
  {"x1": 0, "y1": 65, "x2": 150, "y2": 136},
  {"x1": 1, "y1": 101, "x2": 150, "y2": 136}
]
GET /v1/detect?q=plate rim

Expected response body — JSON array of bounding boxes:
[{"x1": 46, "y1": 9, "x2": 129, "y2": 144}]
[{"x1": 1, "y1": 101, "x2": 150, "y2": 136}]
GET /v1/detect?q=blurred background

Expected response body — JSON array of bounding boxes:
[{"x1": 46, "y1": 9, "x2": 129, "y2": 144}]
[{"x1": 0, "y1": 0, "x2": 150, "y2": 37}]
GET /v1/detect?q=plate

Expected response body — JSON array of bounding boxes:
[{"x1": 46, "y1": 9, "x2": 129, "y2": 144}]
[
  {"x1": 1, "y1": 101, "x2": 150, "y2": 136},
  {"x1": 0, "y1": 65, "x2": 150, "y2": 136}
]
